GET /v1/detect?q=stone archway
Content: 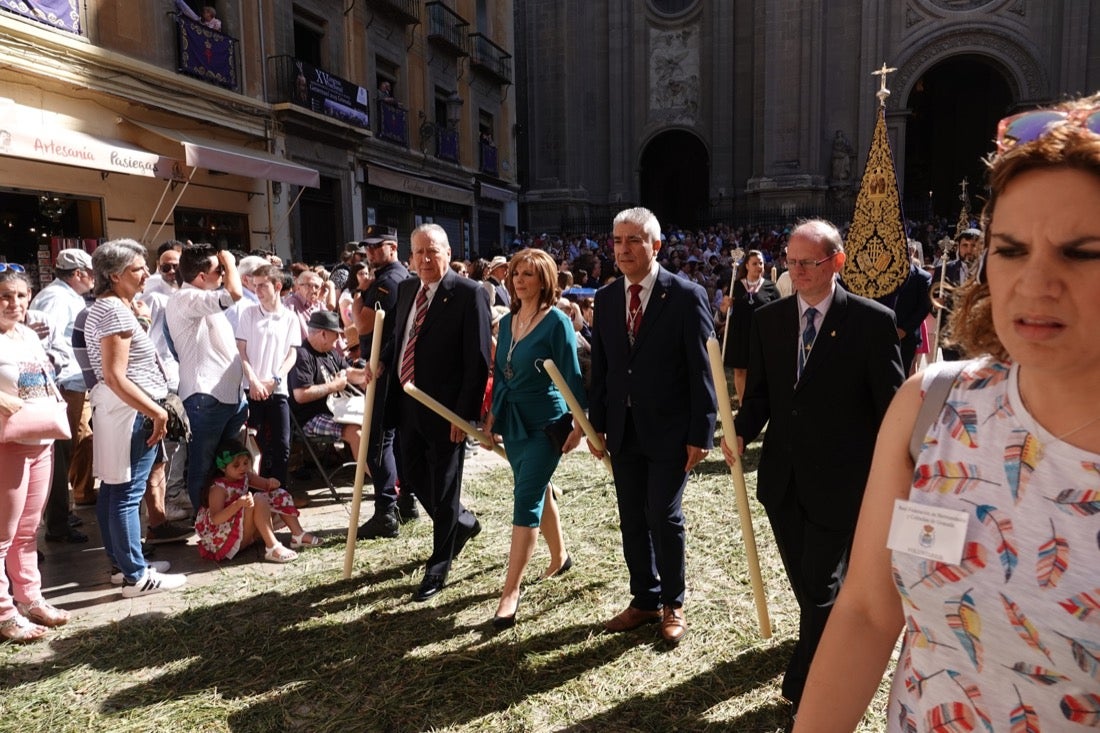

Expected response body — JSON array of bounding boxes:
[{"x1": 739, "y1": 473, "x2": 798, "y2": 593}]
[
  {"x1": 902, "y1": 55, "x2": 1014, "y2": 217},
  {"x1": 639, "y1": 129, "x2": 709, "y2": 229}
]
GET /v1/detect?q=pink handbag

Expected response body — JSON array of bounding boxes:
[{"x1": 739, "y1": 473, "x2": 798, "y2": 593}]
[
  {"x1": 0, "y1": 365, "x2": 71, "y2": 443},
  {"x1": 0, "y1": 400, "x2": 71, "y2": 442}
]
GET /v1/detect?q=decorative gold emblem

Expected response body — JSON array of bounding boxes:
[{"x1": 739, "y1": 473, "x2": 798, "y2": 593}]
[{"x1": 842, "y1": 64, "x2": 910, "y2": 299}]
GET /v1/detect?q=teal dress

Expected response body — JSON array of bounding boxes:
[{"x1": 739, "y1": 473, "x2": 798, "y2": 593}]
[{"x1": 490, "y1": 308, "x2": 587, "y2": 526}]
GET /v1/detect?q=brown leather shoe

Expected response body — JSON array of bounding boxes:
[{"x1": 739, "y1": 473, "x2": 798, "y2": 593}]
[
  {"x1": 661, "y1": 606, "x2": 687, "y2": 643},
  {"x1": 604, "y1": 605, "x2": 662, "y2": 633}
]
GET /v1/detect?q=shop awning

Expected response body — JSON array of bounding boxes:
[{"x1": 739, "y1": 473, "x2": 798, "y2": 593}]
[
  {"x1": 0, "y1": 100, "x2": 179, "y2": 180},
  {"x1": 128, "y1": 120, "x2": 320, "y2": 188}
]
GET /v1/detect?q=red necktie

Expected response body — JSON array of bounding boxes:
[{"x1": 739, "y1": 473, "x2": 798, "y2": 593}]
[
  {"x1": 399, "y1": 286, "x2": 429, "y2": 384},
  {"x1": 628, "y1": 283, "x2": 642, "y2": 344}
]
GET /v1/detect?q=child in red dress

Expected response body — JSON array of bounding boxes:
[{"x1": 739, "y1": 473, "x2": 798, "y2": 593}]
[{"x1": 195, "y1": 440, "x2": 321, "y2": 563}]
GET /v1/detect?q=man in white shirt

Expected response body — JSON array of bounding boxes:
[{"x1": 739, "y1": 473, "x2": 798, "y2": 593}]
[
  {"x1": 166, "y1": 243, "x2": 246, "y2": 512},
  {"x1": 29, "y1": 248, "x2": 94, "y2": 541}
]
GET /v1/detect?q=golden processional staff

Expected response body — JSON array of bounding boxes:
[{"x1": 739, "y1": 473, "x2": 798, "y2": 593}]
[
  {"x1": 540, "y1": 359, "x2": 613, "y2": 474},
  {"x1": 402, "y1": 383, "x2": 506, "y2": 460},
  {"x1": 344, "y1": 309, "x2": 384, "y2": 578},
  {"x1": 706, "y1": 336, "x2": 771, "y2": 639}
]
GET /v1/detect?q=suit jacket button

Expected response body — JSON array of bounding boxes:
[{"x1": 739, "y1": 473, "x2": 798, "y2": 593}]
[{"x1": 791, "y1": 409, "x2": 798, "y2": 416}]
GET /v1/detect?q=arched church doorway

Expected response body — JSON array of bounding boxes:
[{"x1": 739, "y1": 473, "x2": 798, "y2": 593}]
[
  {"x1": 904, "y1": 55, "x2": 1013, "y2": 220},
  {"x1": 639, "y1": 130, "x2": 709, "y2": 229}
]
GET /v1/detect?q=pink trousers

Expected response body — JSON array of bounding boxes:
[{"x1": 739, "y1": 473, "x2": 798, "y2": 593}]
[{"x1": 0, "y1": 441, "x2": 51, "y2": 621}]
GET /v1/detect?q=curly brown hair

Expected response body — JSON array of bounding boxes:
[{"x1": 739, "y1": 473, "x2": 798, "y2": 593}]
[{"x1": 948, "y1": 93, "x2": 1100, "y2": 361}]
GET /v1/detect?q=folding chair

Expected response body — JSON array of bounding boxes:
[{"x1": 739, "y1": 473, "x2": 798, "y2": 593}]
[{"x1": 289, "y1": 410, "x2": 357, "y2": 504}]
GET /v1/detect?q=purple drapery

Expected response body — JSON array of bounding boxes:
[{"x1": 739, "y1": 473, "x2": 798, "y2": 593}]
[
  {"x1": 177, "y1": 15, "x2": 238, "y2": 90},
  {"x1": 0, "y1": 0, "x2": 80, "y2": 34}
]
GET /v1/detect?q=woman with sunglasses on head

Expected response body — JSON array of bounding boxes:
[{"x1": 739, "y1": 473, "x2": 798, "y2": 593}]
[
  {"x1": 0, "y1": 262, "x2": 72, "y2": 641},
  {"x1": 790, "y1": 95, "x2": 1100, "y2": 731}
]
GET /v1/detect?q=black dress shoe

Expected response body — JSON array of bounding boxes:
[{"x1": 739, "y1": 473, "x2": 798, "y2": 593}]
[
  {"x1": 45, "y1": 528, "x2": 89, "y2": 544},
  {"x1": 452, "y1": 518, "x2": 482, "y2": 560},
  {"x1": 396, "y1": 492, "x2": 419, "y2": 523},
  {"x1": 413, "y1": 572, "x2": 446, "y2": 602},
  {"x1": 68, "y1": 513, "x2": 83, "y2": 527}
]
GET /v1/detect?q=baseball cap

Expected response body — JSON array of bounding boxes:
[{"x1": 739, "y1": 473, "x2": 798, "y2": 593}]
[{"x1": 362, "y1": 224, "x2": 398, "y2": 246}]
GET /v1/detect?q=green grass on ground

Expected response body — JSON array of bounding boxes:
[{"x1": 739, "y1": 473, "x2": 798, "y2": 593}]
[{"x1": 0, "y1": 442, "x2": 891, "y2": 732}]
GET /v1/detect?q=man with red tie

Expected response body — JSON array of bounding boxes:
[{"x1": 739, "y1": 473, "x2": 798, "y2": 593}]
[
  {"x1": 588, "y1": 207, "x2": 717, "y2": 644},
  {"x1": 374, "y1": 223, "x2": 491, "y2": 602}
]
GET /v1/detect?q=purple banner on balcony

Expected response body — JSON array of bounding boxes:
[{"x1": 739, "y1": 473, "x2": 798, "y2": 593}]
[
  {"x1": 177, "y1": 15, "x2": 238, "y2": 89},
  {"x1": 379, "y1": 103, "x2": 408, "y2": 146},
  {"x1": 291, "y1": 59, "x2": 370, "y2": 129},
  {"x1": 0, "y1": 0, "x2": 80, "y2": 33}
]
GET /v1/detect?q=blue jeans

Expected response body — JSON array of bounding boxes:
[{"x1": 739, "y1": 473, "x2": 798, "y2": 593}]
[
  {"x1": 96, "y1": 415, "x2": 158, "y2": 583},
  {"x1": 184, "y1": 393, "x2": 248, "y2": 510}
]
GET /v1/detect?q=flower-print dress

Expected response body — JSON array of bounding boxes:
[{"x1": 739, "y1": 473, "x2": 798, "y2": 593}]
[
  {"x1": 888, "y1": 357, "x2": 1100, "y2": 732},
  {"x1": 195, "y1": 477, "x2": 300, "y2": 561}
]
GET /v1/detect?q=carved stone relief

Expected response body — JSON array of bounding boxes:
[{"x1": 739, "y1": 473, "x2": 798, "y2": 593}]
[
  {"x1": 648, "y1": 25, "x2": 700, "y2": 124},
  {"x1": 926, "y1": 0, "x2": 996, "y2": 10}
]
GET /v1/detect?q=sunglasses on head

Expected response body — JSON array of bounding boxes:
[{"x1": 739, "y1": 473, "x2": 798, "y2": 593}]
[
  {"x1": 996, "y1": 107, "x2": 1100, "y2": 154},
  {"x1": 0, "y1": 263, "x2": 26, "y2": 273}
]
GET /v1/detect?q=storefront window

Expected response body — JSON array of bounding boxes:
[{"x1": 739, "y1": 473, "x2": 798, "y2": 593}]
[
  {"x1": 174, "y1": 207, "x2": 249, "y2": 249},
  {"x1": 0, "y1": 188, "x2": 103, "y2": 290}
]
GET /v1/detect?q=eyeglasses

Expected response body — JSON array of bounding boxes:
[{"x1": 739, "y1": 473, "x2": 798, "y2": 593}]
[
  {"x1": 159, "y1": 263, "x2": 179, "y2": 273},
  {"x1": 207, "y1": 264, "x2": 225, "y2": 276},
  {"x1": 787, "y1": 253, "x2": 838, "y2": 270},
  {"x1": 0, "y1": 263, "x2": 26, "y2": 273},
  {"x1": 996, "y1": 107, "x2": 1100, "y2": 154}
]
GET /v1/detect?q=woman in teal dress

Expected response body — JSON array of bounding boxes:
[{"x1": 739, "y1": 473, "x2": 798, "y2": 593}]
[{"x1": 482, "y1": 248, "x2": 586, "y2": 628}]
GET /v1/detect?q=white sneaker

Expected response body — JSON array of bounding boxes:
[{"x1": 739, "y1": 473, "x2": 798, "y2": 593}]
[
  {"x1": 111, "y1": 560, "x2": 171, "y2": 585},
  {"x1": 121, "y1": 568, "x2": 187, "y2": 597}
]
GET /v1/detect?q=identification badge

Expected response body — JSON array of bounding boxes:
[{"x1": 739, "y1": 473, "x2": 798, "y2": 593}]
[{"x1": 886, "y1": 499, "x2": 970, "y2": 565}]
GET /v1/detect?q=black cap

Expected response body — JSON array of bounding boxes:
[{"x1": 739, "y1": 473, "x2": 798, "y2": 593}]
[
  {"x1": 362, "y1": 224, "x2": 398, "y2": 246},
  {"x1": 306, "y1": 310, "x2": 343, "y2": 333}
]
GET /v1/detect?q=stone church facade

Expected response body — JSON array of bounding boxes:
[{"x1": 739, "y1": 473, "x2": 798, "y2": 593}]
[{"x1": 514, "y1": 0, "x2": 1100, "y2": 233}]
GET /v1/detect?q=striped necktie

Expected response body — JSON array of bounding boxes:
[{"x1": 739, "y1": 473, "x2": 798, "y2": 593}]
[
  {"x1": 399, "y1": 286, "x2": 429, "y2": 384},
  {"x1": 798, "y1": 307, "x2": 818, "y2": 378}
]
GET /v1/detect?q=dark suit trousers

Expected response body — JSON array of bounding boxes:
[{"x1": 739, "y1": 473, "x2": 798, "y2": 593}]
[
  {"x1": 610, "y1": 414, "x2": 689, "y2": 610},
  {"x1": 899, "y1": 333, "x2": 917, "y2": 375},
  {"x1": 765, "y1": 481, "x2": 854, "y2": 705},
  {"x1": 396, "y1": 395, "x2": 476, "y2": 577},
  {"x1": 368, "y1": 426, "x2": 398, "y2": 513}
]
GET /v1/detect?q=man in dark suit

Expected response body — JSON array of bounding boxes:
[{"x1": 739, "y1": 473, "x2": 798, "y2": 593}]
[
  {"x1": 486, "y1": 256, "x2": 511, "y2": 307},
  {"x1": 889, "y1": 245, "x2": 933, "y2": 373},
  {"x1": 934, "y1": 227, "x2": 981, "y2": 361},
  {"x1": 374, "y1": 223, "x2": 491, "y2": 601},
  {"x1": 588, "y1": 207, "x2": 717, "y2": 644},
  {"x1": 725, "y1": 219, "x2": 905, "y2": 709}
]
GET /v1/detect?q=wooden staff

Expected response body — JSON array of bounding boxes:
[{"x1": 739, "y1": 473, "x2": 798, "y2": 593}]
[
  {"x1": 542, "y1": 359, "x2": 613, "y2": 474},
  {"x1": 403, "y1": 382, "x2": 507, "y2": 460},
  {"x1": 706, "y1": 336, "x2": 772, "y2": 639},
  {"x1": 343, "y1": 309, "x2": 384, "y2": 578}
]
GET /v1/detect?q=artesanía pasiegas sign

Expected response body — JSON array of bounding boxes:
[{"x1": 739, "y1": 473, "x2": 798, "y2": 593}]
[{"x1": 0, "y1": 108, "x2": 181, "y2": 180}]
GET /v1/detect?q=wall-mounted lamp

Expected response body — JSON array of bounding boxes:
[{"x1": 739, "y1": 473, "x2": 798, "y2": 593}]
[{"x1": 271, "y1": 181, "x2": 282, "y2": 204}]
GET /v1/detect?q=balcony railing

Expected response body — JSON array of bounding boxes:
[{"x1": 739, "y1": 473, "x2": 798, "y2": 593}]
[
  {"x1": 267, "y1": 55, "x2": 371, "y2": 129},
  {"x1": 426, "y1": 2, "x2": 470, "y2": 56},
  {"x1": 469, "y1": 33, "x2": 512, "y2": 84},
  {"x1": 437, "y1": 127, "x2": 459, "y2": 163},
  {"x1": 174, "y1": 13, "x2": 239, "y2": 91},
  {"x1": 480, "y1": 140, "x2": 498, "y2": 175},
  {"x1": 364, "y1": 0, "x2": 420, "y2": 25},
  {"x1": 378, "y1": 100, "x2": 409, "y2": 146}
]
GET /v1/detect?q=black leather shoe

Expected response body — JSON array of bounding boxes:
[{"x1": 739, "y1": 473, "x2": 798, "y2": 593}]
[
  {"x1": 396, "y1": 492, "x2": 420, "y2": 523},
  {"x1": 413, "y1": 572, "x2": 446, "y2": 602},
  {"x1": 357, "y1": 510, "x2": 399, "y2": 540},
  {"x1": 452, "y1": 518, "x2": 482, "y2": 560},
  {"x1": 45, "y1": 529, "x2": 89, "y2": 544}
]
